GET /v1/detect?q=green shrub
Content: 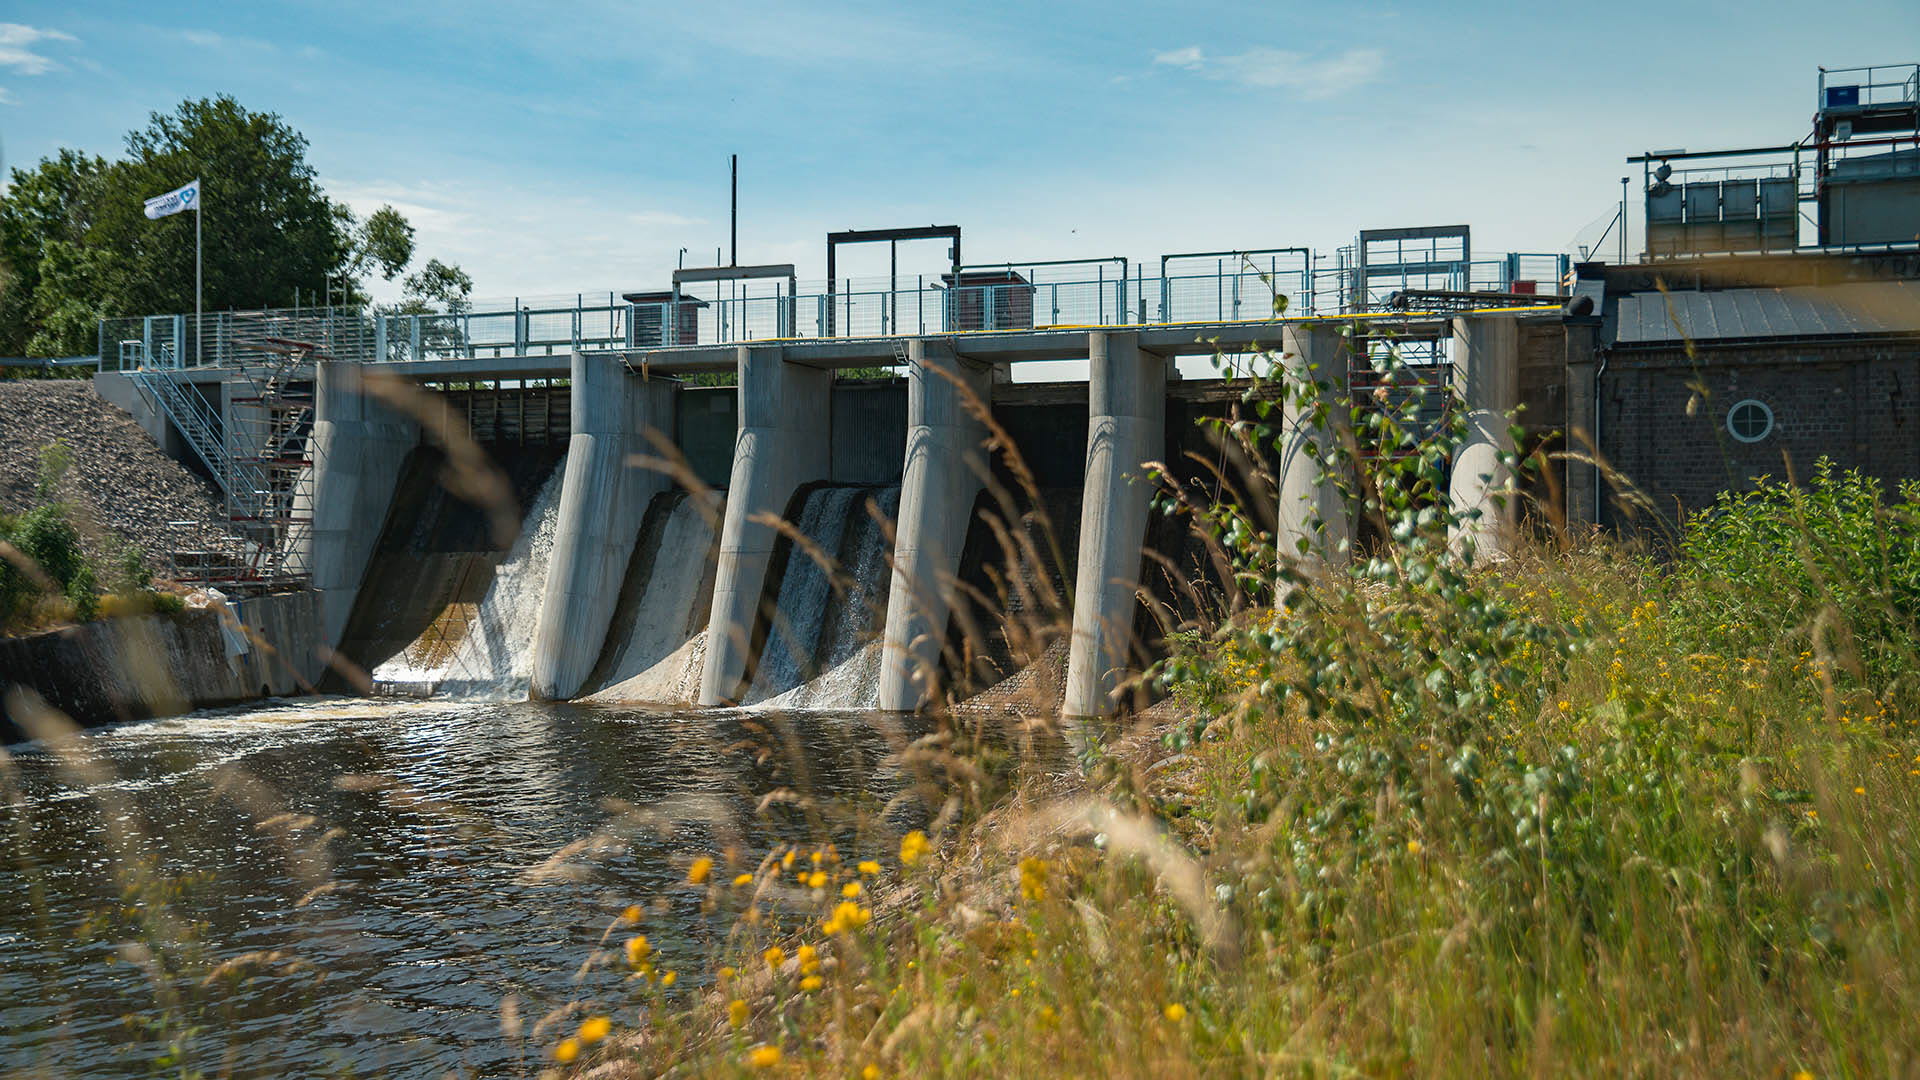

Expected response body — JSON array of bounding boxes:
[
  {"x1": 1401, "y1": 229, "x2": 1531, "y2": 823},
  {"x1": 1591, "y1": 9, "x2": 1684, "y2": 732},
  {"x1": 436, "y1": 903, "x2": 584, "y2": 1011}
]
[{"x1": 1675, "y1": 459, "x2": 1920, "y2": 701}]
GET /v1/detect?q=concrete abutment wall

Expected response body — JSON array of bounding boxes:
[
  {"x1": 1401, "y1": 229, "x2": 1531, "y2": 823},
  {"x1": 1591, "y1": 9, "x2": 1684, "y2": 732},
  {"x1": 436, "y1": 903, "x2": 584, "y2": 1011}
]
[
  {"x1": 878, "y1": 342, "x2": 996, "y2": 711},
  {"x1": 1448, "y1": 316, "x2": 1522, "y2": 560},
  {"x1": 530, "y1": 353, "x2": 678, "y2": 700},
  {"x1": 698, "y1": 346, "x2": 833, "y2": 706},
  {"x1": 1063, "y1": 331, "x2": 1165, "y2": 719},
  {"x1": 300, "y1": 360, "x2": 420, "y2": 648}
]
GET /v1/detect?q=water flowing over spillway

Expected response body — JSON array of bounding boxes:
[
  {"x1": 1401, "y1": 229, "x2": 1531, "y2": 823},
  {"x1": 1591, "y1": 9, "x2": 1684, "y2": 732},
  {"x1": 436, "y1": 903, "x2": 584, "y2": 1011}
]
[
  {"x1": 745, "y1": 485, "x2": 900, "y2": 710},
  {"x1": 583, "y1": 489, "x2": 722, "y2": 704},
  {"x1": 371, "y1": 458, "x2": 568, "y2": 699}
]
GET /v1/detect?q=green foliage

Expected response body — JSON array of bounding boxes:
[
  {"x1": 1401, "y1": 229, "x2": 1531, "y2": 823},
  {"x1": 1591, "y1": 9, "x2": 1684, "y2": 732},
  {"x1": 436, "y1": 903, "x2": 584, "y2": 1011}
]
[
  {"x1": 400, "y1": 257, "x2": 473, "y2": 313},
  {"x1": 64, "y1": 562, "x2": 98, "y2": 623},
  {"x1": 1675, "y1": 459, "x2": 1920, "y2": 698},
  {"x1": 0, "y1": 95, "x2": 467, "y2": 357},
  {"x1": 351, "y1": 205, "x2": 416, "y2": 283},
  {"x1": 0, "y1": 148, "x2": 112, "y2": 357},
  {"x1": 1160, "y1": 333, "x2": 1566, "y2": 746},
  {"x1": 10, "y1": 503, "x2": 86, "y2": 590},
  {"x1": 0, "y1": 451, "x2": 171, "y2": 631},
  {"x1": 108, "y1": 96, "x2": 349, "y2": 318},
  {"x1": 1128, "y1": 337, "x2": 1920, "y2": 1075},
  {"x1": 35, "y1": 438, "x2": 73, "y2": 499}
]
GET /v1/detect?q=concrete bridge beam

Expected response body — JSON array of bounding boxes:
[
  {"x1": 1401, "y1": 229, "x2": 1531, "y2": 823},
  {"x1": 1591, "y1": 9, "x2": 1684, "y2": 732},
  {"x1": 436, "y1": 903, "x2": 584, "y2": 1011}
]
[
  {"x1": 1063, "y1": 331, "x2": 1165, "y2": 719},
  {"x1": 531, "y1": 353, "x2": 678, "y2": 700},
  {"x1": 877, "y1": 340, "x2": 995, "y2": 712},
  {"x1": 1276, "y1": 323, "x2": 1353, "y2": 572},
  {"x1": 302, "y1": 360, "x2": 419, "y2": 649},
  {"x1": 1448, "y1": 315, "x2": 1521, "y2": 560},
  {"x1": 698, "y1": 345, "x2": 832, "y2": 706}
]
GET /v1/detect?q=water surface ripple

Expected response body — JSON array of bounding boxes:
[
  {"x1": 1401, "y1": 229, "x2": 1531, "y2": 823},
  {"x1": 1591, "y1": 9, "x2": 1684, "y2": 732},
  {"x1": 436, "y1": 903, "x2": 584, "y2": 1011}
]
[{"x1": 0, "y1": 697, "x2": 909, "y2": 1077}]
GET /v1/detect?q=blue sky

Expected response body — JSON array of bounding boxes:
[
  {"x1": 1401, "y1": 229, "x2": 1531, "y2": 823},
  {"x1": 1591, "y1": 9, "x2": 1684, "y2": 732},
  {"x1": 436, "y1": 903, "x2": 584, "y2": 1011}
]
[{"x1": 2, "y1": 1, "x2": 1916, "y2": 303}]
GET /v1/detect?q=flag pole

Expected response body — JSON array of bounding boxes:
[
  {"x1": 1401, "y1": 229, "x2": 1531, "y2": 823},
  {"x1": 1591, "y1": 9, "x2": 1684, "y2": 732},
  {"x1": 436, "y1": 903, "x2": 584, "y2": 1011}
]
[{"x1": 195, "y1": 196, "x2": 203, "y2": 366}]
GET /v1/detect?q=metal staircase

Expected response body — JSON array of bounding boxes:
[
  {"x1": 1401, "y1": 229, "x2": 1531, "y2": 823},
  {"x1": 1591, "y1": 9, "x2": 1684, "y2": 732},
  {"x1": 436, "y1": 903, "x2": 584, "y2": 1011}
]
[{"x1": 126, "y1": 314, "x2": 321, "y2": 590}]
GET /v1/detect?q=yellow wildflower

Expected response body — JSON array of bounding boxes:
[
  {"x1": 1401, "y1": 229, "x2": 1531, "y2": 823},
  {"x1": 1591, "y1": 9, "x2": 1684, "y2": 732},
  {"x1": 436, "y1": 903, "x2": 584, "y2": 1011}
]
[
  {"x1": 899, "y1": 830, "x2": 930, "y2": 866},
  {"x1": 1019, "y1": 856, "x2": 1048, "y2": 902},
  {"x1": 728, "y1": 999, "x2": 749, "y2": 1029},
  {"x1": 661, "y1": 970, "x2": 677, "y2": 987},
  {"x1": 688, "y1": 856, "x2": 713, "y2": 884},
  {"x1": 719, "y1": 966, "x2": 736, "y2": 979},
  {"x1": 842, "y1": 881, "x2": 862, "y2": 898},
  {"x1": 810, "y1": 850, "x2": 824, "y2": 865},
  {"x1": 621, "y1": 904, "x2": 643, "y2": 923},
  {"x1": 782, "y1": 849, "x2": 796, "y2": 869},
  {"x1": 1854, "y1": 787, "x2": 1866, "y2": 795},
  {"x1": 577, "y1": 1016, "x2": 611, "y2": 1045},
  {"x1": 858, "y1": 860, "x2": 881, "y2": 876},
  {"x1": 824, "y1": 900, "x2": 871, "y2": 934},
  {"x1": 764, "y1": 945, "x2": 786, "y2": 971},
  {"x1": 734, "y1": 872, "x2": 754, "y2": 887},
  {"x1": 863, "y1": 1066, "x2": 882, "y2": 1080},
  {"x1": 625, "y1": 935, "x2": 652, "y2": 966},
  {"x1": 797, "y1": 944, "x2": 819, "y2": 974},
  {"x1": 748, "y1": 1044, "x2": 783, "y2": 1068},
  {"x1": 1407, "y1": 839, "x2": 1423, "y2": 855},
  {"x1": 1164, "y1": 1003, "x2": 1188, "y2": 1022},
  {"x1": 800, "y1": 974, "x2": 823, "y2": 992},
  {"x1": 806, "y1": 871, "x2": 828, "y2": 889},
  {"x1": 555, "y1": 1037, "x2": 581, "y2": 1063}
]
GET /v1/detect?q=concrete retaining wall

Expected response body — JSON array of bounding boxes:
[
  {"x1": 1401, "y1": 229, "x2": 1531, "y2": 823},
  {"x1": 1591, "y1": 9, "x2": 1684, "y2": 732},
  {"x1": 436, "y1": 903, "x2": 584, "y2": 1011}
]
[{"x1": 0, "y1": 590, "x2": 324, "y2": 741}]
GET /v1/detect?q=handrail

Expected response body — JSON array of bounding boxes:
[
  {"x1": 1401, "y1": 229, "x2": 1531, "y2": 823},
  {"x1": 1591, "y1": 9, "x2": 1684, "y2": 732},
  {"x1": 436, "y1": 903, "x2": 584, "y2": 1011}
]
[{"x1": 103, "y1": 254, "x2": 1595, "y2": 366}]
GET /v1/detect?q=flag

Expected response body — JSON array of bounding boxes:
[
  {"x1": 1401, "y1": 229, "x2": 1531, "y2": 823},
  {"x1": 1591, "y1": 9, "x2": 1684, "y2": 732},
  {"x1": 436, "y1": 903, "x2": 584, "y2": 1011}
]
[{"x1": 143, "y1": 179, "x2": 201, "y2": 219}]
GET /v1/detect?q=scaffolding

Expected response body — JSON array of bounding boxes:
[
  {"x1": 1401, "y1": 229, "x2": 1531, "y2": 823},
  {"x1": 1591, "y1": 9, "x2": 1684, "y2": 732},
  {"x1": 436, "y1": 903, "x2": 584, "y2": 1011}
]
[{"x1": 124, "y1": 312, "x2": 320, "y2": 590}]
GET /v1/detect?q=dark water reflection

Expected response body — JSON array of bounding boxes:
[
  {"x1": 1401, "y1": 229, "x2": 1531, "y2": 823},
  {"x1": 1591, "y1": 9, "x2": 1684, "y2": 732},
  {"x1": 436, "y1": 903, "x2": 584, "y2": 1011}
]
[{"x1": 0, "y1": 698, "x2": 918, "y2": 1078}]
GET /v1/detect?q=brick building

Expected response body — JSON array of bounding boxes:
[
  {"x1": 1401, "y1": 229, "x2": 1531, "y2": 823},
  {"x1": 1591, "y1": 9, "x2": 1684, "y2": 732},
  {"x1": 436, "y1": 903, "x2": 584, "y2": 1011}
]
[{"x1": 1558, "y1": 253, "x2": 1920, "y2": 538}]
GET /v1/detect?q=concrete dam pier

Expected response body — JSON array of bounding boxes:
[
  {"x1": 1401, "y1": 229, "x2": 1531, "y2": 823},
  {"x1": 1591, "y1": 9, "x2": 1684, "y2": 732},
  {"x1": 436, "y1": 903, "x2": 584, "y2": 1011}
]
[{"x1": 179, "y1": 312, "x2": 1545, "y2": 717}]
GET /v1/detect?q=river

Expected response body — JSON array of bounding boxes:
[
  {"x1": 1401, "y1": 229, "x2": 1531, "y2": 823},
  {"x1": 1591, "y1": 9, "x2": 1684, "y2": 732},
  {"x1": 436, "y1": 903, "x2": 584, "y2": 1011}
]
[{"x1": 0, "y1": 697, "x2": 916, "y2": 1077}]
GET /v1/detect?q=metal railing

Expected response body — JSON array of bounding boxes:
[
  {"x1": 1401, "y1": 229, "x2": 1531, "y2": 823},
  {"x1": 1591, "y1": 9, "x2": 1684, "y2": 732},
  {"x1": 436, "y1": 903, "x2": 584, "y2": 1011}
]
[
  {"x1": 117, "y1": 327, "x2": 317, "y2": 589},
  {"x1": 99, "y1": 307, "x2": 377, "y2": 370},
  {"x1": 1818, "y1": 63, "x2": 1920, "y2": 112},
  {"x1": 100, "y1": 253, "x2": 1574, "y2": 368}
]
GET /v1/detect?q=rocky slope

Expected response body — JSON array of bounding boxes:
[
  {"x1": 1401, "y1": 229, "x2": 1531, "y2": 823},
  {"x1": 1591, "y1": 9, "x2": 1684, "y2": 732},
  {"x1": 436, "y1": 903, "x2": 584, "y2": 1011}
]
[{"x1": 0, "y1": 378, "x2": 248, "y2": 574}]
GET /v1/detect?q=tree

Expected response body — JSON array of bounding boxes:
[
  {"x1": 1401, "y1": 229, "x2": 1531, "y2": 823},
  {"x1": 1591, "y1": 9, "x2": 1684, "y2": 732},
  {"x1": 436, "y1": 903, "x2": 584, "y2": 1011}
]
[
  {"x1": 97, "y1": 95, "x2": 352, "y2": 319},
  {"x1": 351, "y1": 205, "x2": 416, "y2": 285},
  {"x1": 400, "y1": 258, "x2": 474, "y2": 314},
  {"x1": 0, "y1": 95, "x2": 473, "y2": 358},
  {"x1": 0, "y1": 149, "x2": 111, "y2": 356}
]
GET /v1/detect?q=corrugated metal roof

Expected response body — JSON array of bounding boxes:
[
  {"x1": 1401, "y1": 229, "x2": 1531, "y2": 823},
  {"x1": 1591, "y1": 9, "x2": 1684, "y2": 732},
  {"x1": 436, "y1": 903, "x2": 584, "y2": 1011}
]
[{"x1": 1613, "y1": 280, "x2": 1920, "y2": 345}]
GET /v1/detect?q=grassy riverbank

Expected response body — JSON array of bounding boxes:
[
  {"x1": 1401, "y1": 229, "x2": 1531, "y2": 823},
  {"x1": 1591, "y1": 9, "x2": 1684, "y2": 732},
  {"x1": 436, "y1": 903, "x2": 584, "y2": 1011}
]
[{"x1": 547, "y1": 459, "x2": 1920, "y2": 1078}]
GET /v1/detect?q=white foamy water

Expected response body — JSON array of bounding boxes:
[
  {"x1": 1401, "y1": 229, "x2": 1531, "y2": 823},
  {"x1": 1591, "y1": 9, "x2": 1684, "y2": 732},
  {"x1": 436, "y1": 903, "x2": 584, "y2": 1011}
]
[
  {"x1": 744, "y1": 485, "x2": 899, "y2": 710},
  {"x1": 372, "y1": 458, "x2": 569, "y2": 700},
  {"x1": 586, "y1": 490, "x2": 720, "y2": 705}
]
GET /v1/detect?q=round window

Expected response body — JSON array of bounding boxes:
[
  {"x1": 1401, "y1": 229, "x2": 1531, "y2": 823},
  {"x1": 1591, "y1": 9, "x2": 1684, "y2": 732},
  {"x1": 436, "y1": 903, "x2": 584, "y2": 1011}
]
[{"x1": 1727, "y1": 398, "x2": 1774, "y2": 443}]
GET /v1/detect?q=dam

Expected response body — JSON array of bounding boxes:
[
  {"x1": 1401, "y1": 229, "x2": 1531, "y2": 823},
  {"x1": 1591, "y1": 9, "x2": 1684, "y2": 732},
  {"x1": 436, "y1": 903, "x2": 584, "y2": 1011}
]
[{"x1": 90, "y1": 240, "x2": 1577, "y2": 721}]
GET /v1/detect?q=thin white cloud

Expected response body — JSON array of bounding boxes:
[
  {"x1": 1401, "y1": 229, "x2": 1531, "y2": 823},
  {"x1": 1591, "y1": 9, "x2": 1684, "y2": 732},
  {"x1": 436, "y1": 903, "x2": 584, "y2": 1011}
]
[
  {"x1": 178, "y1": 28, "x2": 277, "y2": 51},
  {"x1": 0, "y1": 23, "x2": 77, "y2": 76},
  {"x1": 0, "y1": 86, "x2": 16, "y2": 105},
  {"x1": 1153, "y1": 45, "x2": 1204, "y2": 70},
  {"x1": 1152, "y1": 45, "x2": 1384, "y2": 99}
]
